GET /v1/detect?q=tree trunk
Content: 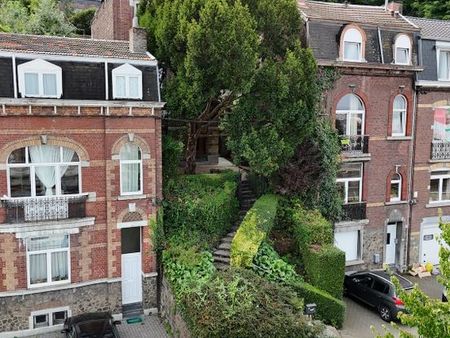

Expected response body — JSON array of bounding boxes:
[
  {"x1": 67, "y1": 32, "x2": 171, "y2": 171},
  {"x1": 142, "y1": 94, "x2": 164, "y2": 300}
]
[{"x1": 185, "y1": 122, "x2": 199, "y2": 174}]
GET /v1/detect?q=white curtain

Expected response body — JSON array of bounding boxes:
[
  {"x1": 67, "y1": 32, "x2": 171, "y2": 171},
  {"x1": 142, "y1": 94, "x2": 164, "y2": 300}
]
[
  {"x1": 60, "y1": 148, "x2": 76, "y2": 191},
  {"x1": 344, "y1": 42, "x2": 360, "y2": 61},
  {"x1": 29, "y1": 146, "x2": 60, "y2": 196},
  {"x1": 29, "y1": 253, "x2": 47, "y2": 284},
  {"x1": 129, "y1": 77, "x2": 139, "y2": 97},
  {"x1": 25, "y1": 73, "x2": 39, "y2": 95},
  {"x1": 392, "y1": 111, "x2": 404, "y2": 135},
  {"x1": 440, "y1": 51, "x2": 449, "y2": 80},
  {"x1": 43, "y1": 74, "x2": 57, "y2": 96},
  {"x1": 116, "y1": 76, "x2": 126, "y2": 97},
  {"x1": 120, "y1": 144, "x2": 141, "y2": 194},
  {"x1": 51, "y1": 251, "x2": 68, "y2": 281}
]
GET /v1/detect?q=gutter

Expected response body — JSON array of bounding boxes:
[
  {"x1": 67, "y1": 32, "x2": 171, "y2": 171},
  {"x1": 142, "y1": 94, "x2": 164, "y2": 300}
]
[{"x1": 377, "y1": 27, "x2": 385, "y2": 64}]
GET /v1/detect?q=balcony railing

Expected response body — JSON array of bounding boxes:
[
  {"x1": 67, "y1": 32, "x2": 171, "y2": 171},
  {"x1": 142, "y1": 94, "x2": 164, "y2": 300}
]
[
  {"x1": 340, "y1": 135, "x2": 369, "y2": 155},
  {"x1": 1, "y1": 194, "x2": 88, "y2": 224},
  {"x1": 431, "y1": 141, "x2": 450, "y2": 160},
  {"x1": 341, "y1": 202, "x2": 367, "y2": 222}
]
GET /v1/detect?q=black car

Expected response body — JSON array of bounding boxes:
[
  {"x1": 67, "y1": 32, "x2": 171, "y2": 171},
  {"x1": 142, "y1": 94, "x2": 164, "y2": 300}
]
[
  {"x1": 62, "y1": 312, "x2": 121, "y2": 338},
  {"x1": 344, "y1": 270, "x2": 413, "y2": 322}
]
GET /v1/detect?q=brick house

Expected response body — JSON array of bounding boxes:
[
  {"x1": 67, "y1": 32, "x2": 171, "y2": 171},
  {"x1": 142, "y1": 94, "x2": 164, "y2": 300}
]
[
  {"x1": 0, "y1": 29, "x2": 163, "y2": 335},
  {"x1": 299, "y1": 0, "x2": 422, "y2": 271},
  {"x1": 405, "y1": 16, "x2": 450, "y2": 267}
]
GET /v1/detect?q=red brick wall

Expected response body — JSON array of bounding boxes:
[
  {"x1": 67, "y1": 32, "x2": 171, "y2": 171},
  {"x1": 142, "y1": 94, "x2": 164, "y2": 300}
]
[
  {"x1": 91, "y1": 0, "x2": 133, "y2": 41},
  {"x1": 0, "y1": 112, "x2": 161, "y2": 291}
]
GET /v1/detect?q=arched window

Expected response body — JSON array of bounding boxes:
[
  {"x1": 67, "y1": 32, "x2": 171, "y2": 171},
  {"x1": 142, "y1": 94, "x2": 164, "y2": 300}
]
[
  {"x1": 390, "y1": 173, "x2": 402, "y2": 202},
  {"x1": 18, "y1": 59, "x2": 63, "y2": 98},
  {"x1": 7, "y1": 146, "x2": 80, "y2": 197},
  {"x1": 120, "y1": 143, "x2": 142, "y2": 195},
  {"x1": 392, "y1": 95, "x2": 407, "y2": 137},
  {"x1": 112, "y1": 64, "x2": 143, "y2": 99},
  {"x1": 336, "y1": 94, "x2": 365, "y2": 136},
  {"x1": 342, "y1": 28, "x2": 364, "y2": 62},
  {"x1": 394, "y1": 34, "x2": 411, "y2": 65}
]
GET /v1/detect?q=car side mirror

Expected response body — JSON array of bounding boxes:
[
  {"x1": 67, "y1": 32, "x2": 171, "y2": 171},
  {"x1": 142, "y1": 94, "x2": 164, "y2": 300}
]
[{"x1": 113, "y1": 320, "x2": 122, "y2": 325}]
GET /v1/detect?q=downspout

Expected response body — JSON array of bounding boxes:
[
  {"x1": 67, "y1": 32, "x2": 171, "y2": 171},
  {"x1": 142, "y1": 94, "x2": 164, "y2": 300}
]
[{"x1": 378, "y1": 27, "x2": 385, "y2": 64}]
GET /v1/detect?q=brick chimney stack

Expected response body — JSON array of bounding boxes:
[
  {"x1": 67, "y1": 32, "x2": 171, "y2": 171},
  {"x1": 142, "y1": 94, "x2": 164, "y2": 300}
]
[
  {"x1": 129, "y1": 27, "x2": 148, "y2": 53},
  {"x1": 386, "y1": 1, "x2": 403, "y2": 15}
]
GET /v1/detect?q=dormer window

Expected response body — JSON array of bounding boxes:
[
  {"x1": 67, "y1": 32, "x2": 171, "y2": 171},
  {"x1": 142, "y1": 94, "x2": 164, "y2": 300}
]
[
  {"x1": 18, "y1": 59, "x2": 63, "y2": 98},
  {"x1": 342, "y1": 27, "x2": 364, "y2": 62},
  {"x1": 438, "y1": 49, "x2": 450, "y2": 81},
  {"x1": 394, "y1": 34, "x2": 411, "y2": 65},
  {"x1": 112, "y1": 64, "x2": 143, "y2": 99}
]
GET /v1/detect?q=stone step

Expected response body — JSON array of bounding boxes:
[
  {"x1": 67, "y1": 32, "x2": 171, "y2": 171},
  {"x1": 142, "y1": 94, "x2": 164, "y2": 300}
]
[
  {"x1": 222, "y1": 237, "x2": 233, "y2": 243},
  {"x1": 215, "y1": 262, "x2": 230, "y2": 270},
  {"x1": 218, "y1": 242, "x2": 231, "y2": 250},
  {"x1": 214, "y1": 249, "x2": 231, "y2": 258},
  {"x1": 227, "y1": 231, "x2": 236, "y2": 237},
  {"x1": 213, "y1": 256, "x2": 230, "y2": 263}
]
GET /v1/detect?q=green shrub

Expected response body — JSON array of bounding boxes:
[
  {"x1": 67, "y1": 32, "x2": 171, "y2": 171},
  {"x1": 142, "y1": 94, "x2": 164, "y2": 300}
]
[
  {"x1": 291, "y1": 279, "x2": 346, "y2": 329},
  {"x1": 230, "y1": 194, "x2": 279, "y2": 267},
  {"x1": 252, "y1": 242, "x2": 301, "y2": 285},
  {"x1": 164, "y1": 172, "x2": 239, "y2": 248},
  {"x1": 303, "y1": 244, "x2": 345, "y2": 300},
  {"x1": 162, "y1": 135, "x2": 184, "y2": 182},
  {"x1": 246, "y1": 171, "x2": 270, "y2": 197},
  {"x1": 181, "y1": 269, "x2": 325, "y2": 338}
]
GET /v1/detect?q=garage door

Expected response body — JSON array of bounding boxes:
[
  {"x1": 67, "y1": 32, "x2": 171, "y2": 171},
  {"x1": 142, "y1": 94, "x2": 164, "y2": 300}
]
[
  {"x1": 421, "y1": 225, "x2": 442, "y2": 265},
  {"x1": 335, "y1": 230, "x2": 359, "y2": 261}
]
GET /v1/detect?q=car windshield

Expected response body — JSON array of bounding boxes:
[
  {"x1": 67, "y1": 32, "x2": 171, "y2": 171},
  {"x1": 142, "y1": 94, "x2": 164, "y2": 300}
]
[{"x1": 76, "y1": 319, "x2": 115, "y2": 338}]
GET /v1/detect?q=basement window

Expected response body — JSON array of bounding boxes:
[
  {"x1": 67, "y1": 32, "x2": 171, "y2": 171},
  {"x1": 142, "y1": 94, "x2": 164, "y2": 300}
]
[{"x1": 30, "y1": 308, "x2": 69, "y2": 329}]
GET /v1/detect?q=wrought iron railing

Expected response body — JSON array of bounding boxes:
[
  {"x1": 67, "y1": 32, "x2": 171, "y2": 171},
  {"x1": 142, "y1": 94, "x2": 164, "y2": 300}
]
[
  {"x1": 431, "y1": 141, "x2": 450, "y2": 160},
  {"x1": 340, "y1": 135, "x2": 369, "y2": 155},
  {"x1": 1, "y1": 194, "x2": 88, "y2": 224},
  {"x1": 341, "y1": 202, "x2": 367, "y2": 222}
]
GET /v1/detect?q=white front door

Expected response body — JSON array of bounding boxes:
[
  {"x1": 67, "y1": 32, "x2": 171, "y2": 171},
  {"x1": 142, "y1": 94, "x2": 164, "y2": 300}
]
[
  {"x1": 385, "y1": 223, "x2": 397, "y2": 265},
  {"x1": 121, "y1": 252, "x2": 142, "y2": 305},
  {"x1": 421, "y1": 225, "x2": 442, "y2": 265}
]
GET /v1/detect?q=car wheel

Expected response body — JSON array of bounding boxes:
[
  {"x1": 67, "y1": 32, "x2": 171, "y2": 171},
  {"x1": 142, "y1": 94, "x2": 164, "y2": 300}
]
[{"x1": 378, "y1": 304, "x2": 392, "y2": 322}]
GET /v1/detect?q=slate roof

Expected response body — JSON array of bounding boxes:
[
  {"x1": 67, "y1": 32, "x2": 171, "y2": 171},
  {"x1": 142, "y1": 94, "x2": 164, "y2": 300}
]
[
  {"x1": 298, "y1": 0, "x2": 419, "y2": 31},
  {"x1": 0, "y1": 33, "x2": 154, "y2": 61},
  {"x1": 407, "y1": 16, "x2": 450, "y2": 41}
]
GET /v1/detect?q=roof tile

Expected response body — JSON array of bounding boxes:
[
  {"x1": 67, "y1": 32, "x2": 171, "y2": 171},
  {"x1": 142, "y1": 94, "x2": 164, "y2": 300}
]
[{"x1": 407, "y1": 16, "x2": 450, "y2": 41}]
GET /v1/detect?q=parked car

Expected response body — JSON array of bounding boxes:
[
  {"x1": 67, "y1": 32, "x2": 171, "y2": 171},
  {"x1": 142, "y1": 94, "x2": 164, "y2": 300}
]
[
  {"x1": 344, "y1": 270, "x2": 413, "y2": 322},
  {"x1": 62, "y1": 312, "x2": 121, "y2": 338},
  {"x1": 443, "y1": 287, "x2": 448, "y2": 302}
]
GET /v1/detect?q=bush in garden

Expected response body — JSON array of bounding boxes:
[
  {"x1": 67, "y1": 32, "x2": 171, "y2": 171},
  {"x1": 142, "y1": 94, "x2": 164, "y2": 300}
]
[{"x1": 230, "y1": 194, "x2": 279, "y2": 267}]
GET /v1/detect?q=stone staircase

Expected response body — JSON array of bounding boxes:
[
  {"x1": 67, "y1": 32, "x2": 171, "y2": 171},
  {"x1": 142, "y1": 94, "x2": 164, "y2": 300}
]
[{"x1": 213, "y1": 179, "x2": 257, "y2": 270}]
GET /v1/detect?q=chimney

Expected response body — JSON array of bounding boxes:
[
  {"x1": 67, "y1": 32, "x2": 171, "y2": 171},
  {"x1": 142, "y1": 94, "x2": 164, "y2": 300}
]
[
  {"x1": 386, "y1": 1, "x2": 403, "y2": 15},
  {"x1": 129, "y1": 27, "x2": 148, "y2": 53}
]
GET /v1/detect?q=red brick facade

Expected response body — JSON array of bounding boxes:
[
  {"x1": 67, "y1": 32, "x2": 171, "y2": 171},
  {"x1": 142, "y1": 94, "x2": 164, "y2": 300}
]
[{"x1": 91, "y1": 0, "x2": 134, "y2": 41}]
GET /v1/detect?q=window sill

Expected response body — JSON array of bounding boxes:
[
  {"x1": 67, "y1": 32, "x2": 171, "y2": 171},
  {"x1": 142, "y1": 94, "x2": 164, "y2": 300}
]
[
  {"x1": 386, "y1": 136, "x2": 412, "y2": 141},
  {"x1": 385, "y1": 200, "x2": 408, "y2": 206},
  {"x1": 426, "y1": 201, "x2": 450, "y2": 208},
  {"x1": 429, "y1": 159, "x2": 450, "y2": 163},
  {"x1": 345, "y1": 259, "x2": 365, "y2": 267},
  {"x1": 117, "y1": 194, "x2": 147, "y2": 201},
  {"x1": 28, "y1": 281, "x2": 71, "y2": 290}
]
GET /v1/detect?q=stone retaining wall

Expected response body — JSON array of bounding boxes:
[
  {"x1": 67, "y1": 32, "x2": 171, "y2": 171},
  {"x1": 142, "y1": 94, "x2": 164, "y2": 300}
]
[{"x1": 160, "y1": 277, "x2": 191, "y2": 338}]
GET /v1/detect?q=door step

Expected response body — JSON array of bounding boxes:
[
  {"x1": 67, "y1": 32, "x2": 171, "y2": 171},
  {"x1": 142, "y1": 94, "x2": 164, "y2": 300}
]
[{"x1": 122, "y1": 302, "x2": 143, "y2": 319}]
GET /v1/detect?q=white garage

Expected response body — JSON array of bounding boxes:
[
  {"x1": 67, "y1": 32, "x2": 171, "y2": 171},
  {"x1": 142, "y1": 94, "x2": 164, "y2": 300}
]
[{"x1": 420, "y1": 221, "x2": 443, "y2": 265}]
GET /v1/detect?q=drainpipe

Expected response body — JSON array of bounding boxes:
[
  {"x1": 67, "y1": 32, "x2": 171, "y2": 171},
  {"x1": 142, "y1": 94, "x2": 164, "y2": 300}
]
[{"x1": 378, "y1": 27, "x2": 384, "y2": 64}]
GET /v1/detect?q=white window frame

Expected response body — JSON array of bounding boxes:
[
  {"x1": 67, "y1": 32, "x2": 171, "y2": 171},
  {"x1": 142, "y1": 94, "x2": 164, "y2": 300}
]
[
  {"x1": 29, "y1": 307, "x2": 71, "y2": 330},
  {"x1": 437, "y1": 42, "x2": 450, "y2": 81},
  {"x1": 336, "y1": 94, "x2": 366, "y2": 136},
  {"x1": 26, "y1": 235, "x2": 71, "y2": 288},
  {"x1": 336, "y1": 163, "x2": 363, "y2": 204},
  {"x1": 6, "y1": 146, "x2": 82, "y2": 199},
  {"x1": 119, "y1": 145, "x2": 143, "y2": 196},
  {"x1": 18, "y1": 59, "x2": 63, "y2": 98},
  {"x1": 112, "y1": 63, "x2": 143, "y2": 99},
  {"x1": 335, "y1": 229, "x2": 362, "y2": 263},
  {"x1": 342, "y1": 28, "x2": 364, "y2": 62},
  {"x1": 392, "y1": 95, "x2": 407, "y2": 137},
  {"x1": 390, "y1": 173, "x2": 402, "y2": 202},
  {"x1": 394, "y1": 34, "x2": 412, "y2": 65},
  {"x1": 429, "y1": 170, "x2": 450, "y2": 203}
]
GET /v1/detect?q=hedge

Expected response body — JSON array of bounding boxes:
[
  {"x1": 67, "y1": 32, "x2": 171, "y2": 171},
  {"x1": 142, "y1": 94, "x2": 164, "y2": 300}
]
[
  {"x1": 230, "y1": 194, "x2": 279, "y2": 267},
  {"x1": 291, "y1": 279, "x2": 346, "y2": 329},
  {"x1": 303, "y1": 244, "x2": 345, "y2": 300}
]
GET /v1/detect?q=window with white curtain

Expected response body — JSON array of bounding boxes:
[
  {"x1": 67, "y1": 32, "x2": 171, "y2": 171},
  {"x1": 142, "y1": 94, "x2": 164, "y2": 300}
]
[
  {"x1": 112, "y1": 64, "x2": 143, "y2": 99},
  {"x1": 336, "y1": 94, "x2": 365, "y2": 136},
  {"x1": 337, "y1": 163, "x2": 363, "y2": 204},
  {"x1": 394, "y1": 34, "x2": 411, "y2": 65},
  {"x1": 120, "y1": 143, "x2": 143, "y2": 195},
  {"x1": 7, "y1": 146, "x2": 81, "y2": 198},
  {"x1": 390, "y1": 173, "x2": 402, "y2": 202},
  {"x1": 18, "y1": 59, "x2": 63, "y2": 98},
  {"x1": 27, "y1": 235, "x2": 70, "y2": 287},
  {"x1": 335, "y1": 230, "x2": 361, "y2": 262},
  {"x1": 342, "y1": 28, "x2": 364, "y2": 62},
  {"x1": 392, "y1": 95, "x2": 407, "y2": 137},
  {"x1": 438, "y1": 50, "x2": 450, "y2": 81}
]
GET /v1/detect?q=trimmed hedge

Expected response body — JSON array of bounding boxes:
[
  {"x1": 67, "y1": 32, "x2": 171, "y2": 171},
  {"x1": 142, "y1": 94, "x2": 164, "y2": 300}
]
[
  {"x1": 230, "y1": 194, "x2": 279, "y2": 267},
  {"x1": 304, "y1": 244, "x2": 345, "y2": 300},
  {"x1": 291, "y1": 279, "x2": 346, "y2": 329}
]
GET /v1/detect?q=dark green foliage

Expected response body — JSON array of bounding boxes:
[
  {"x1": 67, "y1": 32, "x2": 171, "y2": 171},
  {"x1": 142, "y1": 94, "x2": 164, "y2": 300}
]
[
  {"x1": 303, "y1": 244, "x2": 345, "y2": 300},
  {"x1": 162, "y1": 135, "x2": 183, "y2": 183},
  {"x1": 180, "y1": 269, "x2": 325, "y2": 338},
  {"x1": 230, "y1": 194, "x2": 279, "y2": 267},
  {"x1": 69, "y1": 7, "x2": 96, "y2": 36},
  {"x1": 291, "y1": 279, "x2": 346, "y2": 328},
  {"x1": 246, "y1": 172, "x2": 270, "y2": 198},
  {"x1": 252, "y1": 242, "x2": 301, "y2": 285},
  {"x1": 164, "y1": 172, "x2": 239, "y2": 248}
]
